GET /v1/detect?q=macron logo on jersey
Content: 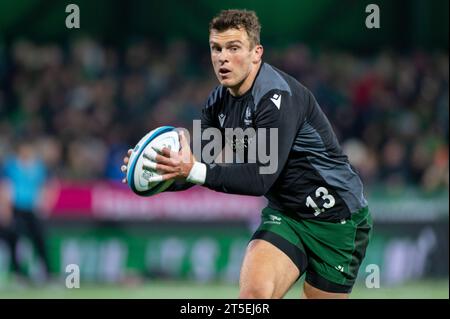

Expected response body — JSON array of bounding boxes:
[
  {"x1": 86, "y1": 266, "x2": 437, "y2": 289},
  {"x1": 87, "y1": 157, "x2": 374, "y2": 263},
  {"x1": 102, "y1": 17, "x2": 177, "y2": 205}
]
[
  {"x1": 270, "y1": 93, "x2": 281, "y2": 109},
  {"x1": 218, "y1": 113, "x2": 226, "y2": 127}
]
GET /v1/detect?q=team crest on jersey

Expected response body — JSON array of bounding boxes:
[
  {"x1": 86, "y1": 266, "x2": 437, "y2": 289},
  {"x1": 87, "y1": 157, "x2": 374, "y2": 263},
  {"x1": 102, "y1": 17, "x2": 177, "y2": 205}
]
[{"x1": 244, "y1": 106, "x2": 252, "y2": 125}]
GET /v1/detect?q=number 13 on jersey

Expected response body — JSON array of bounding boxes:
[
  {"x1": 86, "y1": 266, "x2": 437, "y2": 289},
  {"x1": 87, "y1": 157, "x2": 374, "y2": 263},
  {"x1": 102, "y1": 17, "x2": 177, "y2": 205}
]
[{"x1": 306, "y1": 187, "x2": 336, "y2": 216}]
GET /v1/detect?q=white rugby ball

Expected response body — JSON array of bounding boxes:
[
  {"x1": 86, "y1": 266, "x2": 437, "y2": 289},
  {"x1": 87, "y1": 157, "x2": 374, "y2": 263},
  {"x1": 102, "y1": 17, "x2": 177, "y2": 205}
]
[{"x1": 127, "y1": 126, "x2": 180, "y2": 196}]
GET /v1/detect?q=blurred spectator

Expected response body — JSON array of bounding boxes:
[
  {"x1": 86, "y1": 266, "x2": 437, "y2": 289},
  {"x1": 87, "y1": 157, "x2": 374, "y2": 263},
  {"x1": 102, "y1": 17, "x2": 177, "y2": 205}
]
[
  {"x1": 1, "y1": 138, "x2": 51, "y2": 282},
  {"x1": 0, "y1": 178, "x2": 24, "y2": 280}
]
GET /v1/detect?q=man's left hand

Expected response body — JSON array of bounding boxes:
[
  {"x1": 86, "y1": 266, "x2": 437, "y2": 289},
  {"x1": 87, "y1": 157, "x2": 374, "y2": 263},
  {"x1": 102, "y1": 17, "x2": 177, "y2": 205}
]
[{"x1": 142, "y1": 130, "x2": 195, "y2": 183}]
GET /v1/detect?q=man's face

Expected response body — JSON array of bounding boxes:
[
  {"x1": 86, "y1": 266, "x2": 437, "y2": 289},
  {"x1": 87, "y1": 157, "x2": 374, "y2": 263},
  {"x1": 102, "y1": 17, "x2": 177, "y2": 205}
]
[{"x1": 209, "y1": 27, "x2": 261, "y2": 90}]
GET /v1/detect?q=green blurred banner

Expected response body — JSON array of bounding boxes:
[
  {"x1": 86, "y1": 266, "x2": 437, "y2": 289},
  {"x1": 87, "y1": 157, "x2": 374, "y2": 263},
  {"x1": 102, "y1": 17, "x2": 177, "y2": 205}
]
[
  {"x1": 0, "y1": 218, "x2": 447, "y2": 286},
  {"x1": 0, "y1": 0, "x2": 448, "y2": 50}
]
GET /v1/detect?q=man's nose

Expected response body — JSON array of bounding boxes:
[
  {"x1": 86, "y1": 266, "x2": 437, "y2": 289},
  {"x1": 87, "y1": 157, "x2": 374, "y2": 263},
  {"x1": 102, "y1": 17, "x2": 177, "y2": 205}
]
[{"x1": 218, "y1": 50, "x2": 229, "y2": 63}]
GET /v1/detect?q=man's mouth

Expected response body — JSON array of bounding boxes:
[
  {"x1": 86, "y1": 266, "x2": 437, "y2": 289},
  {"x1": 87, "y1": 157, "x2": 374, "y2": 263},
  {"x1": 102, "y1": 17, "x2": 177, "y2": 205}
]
[{"x1": 219, "y1": 67, "x2": 231, "y2": 76}]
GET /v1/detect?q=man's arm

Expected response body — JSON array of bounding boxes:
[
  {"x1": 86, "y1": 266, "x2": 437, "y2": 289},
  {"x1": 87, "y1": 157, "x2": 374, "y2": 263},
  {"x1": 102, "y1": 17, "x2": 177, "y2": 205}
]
[
  {"x1": 149, "y1": 89, "x2": 306, "y2": 197},
  {"x1": 121, "y1": 86, "x2": 224, "y2": 191},
  {"x1": 163, "y1": 104, "x2": 223, "y2": 192}
]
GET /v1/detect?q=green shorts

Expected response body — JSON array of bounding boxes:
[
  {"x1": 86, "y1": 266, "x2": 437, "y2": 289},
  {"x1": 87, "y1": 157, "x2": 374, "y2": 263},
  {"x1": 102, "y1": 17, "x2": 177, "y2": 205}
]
[{"x1": 251, "y1": 206, "x2": 373, "y2": 293}]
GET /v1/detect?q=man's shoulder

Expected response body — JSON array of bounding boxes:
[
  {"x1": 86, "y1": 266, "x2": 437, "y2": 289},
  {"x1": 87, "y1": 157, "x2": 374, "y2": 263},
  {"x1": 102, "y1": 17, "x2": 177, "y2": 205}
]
[{"x1": 252, "y1": 63, "x2": 309, "y2": 108}]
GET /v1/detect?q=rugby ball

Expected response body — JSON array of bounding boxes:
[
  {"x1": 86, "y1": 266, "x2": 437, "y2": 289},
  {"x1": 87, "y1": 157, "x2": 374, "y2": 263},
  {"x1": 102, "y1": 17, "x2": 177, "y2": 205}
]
[{"x1": 127, "y1": 126, "x2": 180, "y2": 196}]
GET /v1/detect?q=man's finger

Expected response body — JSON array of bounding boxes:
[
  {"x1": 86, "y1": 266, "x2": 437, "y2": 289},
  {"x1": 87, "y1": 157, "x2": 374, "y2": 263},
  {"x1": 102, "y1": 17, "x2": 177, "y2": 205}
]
[
  {"x1": 123, "y1": 157, "x2": 129, "y2": 164},
  {"x1": 122, "y1": 178, "x2": 127, "y2": 184},
  {"x1": 143, "y1": 148, "x2": 158, "y2": 161},
  {"x1": 142, "y1": 159, "x2": 157, "y2": 171},
  {"x1": 179, "y1": 131, "x2": 190, "y2": 150},
  {"x1": 148, "y1": 172, "x2": 178, "y2": 183},
  {"x1": 121, "y1": 165, "x2": 127, "y2": 172},
  {"x1": 154, "y1": 153, "x2": 174, "y2": 166},
  {"x1": 148, "y1": 147, "x2": 176, "y2": 160},
  {"x1": 127, "y1": 149, "x2": 133, "y2": 156},
  {"x1": 144, "y1": 158, "x2": 176, "y2": 173},
  {"x1": 157, "y1": 146, "x2": 173, "y2": 157},
  {"x1": 153, "y1": 145, "x2": 178, "y2": 159},
  {"x1": 147, "y1": 175, "x2": 163, "y2": 183},
  {"x1": 144, "y1": 160, "x2": 176, "y2": 174},
  {"x1": 178, "y1": 130, "x2": 193, "y2": 163}
]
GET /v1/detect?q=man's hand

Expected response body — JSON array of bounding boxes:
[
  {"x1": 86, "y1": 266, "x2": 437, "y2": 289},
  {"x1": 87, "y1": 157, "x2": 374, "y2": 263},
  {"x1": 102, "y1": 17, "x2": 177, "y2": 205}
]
[
  {"x1": 142, "y1": 131, "x2": 195, "y2": 183},
  {"x1": 120, "y1": 149, "x2": 132, "y2": 184}
]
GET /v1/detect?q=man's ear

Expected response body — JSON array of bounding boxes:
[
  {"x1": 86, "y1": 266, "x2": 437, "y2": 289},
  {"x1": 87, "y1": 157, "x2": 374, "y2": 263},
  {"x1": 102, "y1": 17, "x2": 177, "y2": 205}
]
[{"x1": 253, "y1": 45, "x2": 264, "y2": 64}]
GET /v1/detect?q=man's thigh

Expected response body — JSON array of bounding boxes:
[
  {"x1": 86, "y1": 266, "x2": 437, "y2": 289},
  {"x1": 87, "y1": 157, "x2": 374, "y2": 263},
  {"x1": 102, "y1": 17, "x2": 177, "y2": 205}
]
[
  {"x1": 300, "y1": 206, "x2": 373, "y2": 294},
  {"x1": 250, "y1": 206, "x2": 373, "y2": 297},
  {"x1": 239, "y1": 239, "x2": 300, "y2": 299}
]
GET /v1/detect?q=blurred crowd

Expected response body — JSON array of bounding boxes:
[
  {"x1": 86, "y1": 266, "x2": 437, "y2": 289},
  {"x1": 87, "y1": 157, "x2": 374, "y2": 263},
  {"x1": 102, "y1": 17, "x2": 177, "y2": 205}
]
[{"x1": 0, "y1": 38, "x2": 448, "y2": 195}]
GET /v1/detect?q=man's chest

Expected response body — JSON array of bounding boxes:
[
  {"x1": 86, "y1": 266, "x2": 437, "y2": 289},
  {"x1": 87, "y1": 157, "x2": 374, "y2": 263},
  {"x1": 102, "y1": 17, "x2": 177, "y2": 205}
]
[
  {"x1": 216, "y1": 97, "x2": 255, "y2": 130},
  {"x1": 214, "y1": 98, "x2": 257, "y2": 156}
]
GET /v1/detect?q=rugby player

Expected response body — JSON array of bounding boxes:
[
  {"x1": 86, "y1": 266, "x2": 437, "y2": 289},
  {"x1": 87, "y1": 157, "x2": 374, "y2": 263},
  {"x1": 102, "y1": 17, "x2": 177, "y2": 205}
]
[{"x1": 121, "y1": 9, "x2": 372, "y2": 299}]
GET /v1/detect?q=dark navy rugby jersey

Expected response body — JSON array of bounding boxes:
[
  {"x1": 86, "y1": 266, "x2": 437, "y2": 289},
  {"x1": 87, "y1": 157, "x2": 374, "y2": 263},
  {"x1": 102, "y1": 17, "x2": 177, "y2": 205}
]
[{"x1": 173, "y1": 62, "x2": 367, "y2": 221}]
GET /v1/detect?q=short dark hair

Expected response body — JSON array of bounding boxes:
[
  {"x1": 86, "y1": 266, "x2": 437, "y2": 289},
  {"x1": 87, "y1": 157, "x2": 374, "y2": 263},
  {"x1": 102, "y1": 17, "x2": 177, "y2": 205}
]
[{"x1": 209, "y1": 9, "x2": 261, "y2": 48}]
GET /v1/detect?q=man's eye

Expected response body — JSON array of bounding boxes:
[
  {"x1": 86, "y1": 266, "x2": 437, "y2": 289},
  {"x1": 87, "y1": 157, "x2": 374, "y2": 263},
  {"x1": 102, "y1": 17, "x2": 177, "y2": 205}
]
[
  {"x1": 230, "y1": 47, "x2": 239, "y2": 52},
  {"x1": 211, "y1": 47, "x2": 221, "y2": 53}
]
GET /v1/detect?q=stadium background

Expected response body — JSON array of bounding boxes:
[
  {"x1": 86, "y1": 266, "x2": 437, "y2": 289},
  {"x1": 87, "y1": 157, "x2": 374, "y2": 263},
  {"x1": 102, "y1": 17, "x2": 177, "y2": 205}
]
[{"x1": 0, "y1": 0, "x2": 448, "y2": 298}]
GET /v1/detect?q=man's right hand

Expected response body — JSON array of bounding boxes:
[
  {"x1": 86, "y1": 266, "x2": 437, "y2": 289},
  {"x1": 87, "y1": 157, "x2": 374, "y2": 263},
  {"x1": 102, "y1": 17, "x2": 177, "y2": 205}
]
[{"x1": 120, "y1": 149, "x2": 133, "y2": 184}]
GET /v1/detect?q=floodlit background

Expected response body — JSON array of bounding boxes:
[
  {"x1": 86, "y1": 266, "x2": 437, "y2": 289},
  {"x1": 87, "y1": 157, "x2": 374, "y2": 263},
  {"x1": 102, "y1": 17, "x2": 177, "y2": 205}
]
[{"x1": 0, "y1": 0, "x2": 448, "y2": 298}]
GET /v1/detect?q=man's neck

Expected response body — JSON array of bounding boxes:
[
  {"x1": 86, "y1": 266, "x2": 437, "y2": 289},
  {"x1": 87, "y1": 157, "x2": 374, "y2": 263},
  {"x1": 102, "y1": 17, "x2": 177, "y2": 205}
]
[{"x1": 228, "y1": 61, "x2": 262, "y2": 97}]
